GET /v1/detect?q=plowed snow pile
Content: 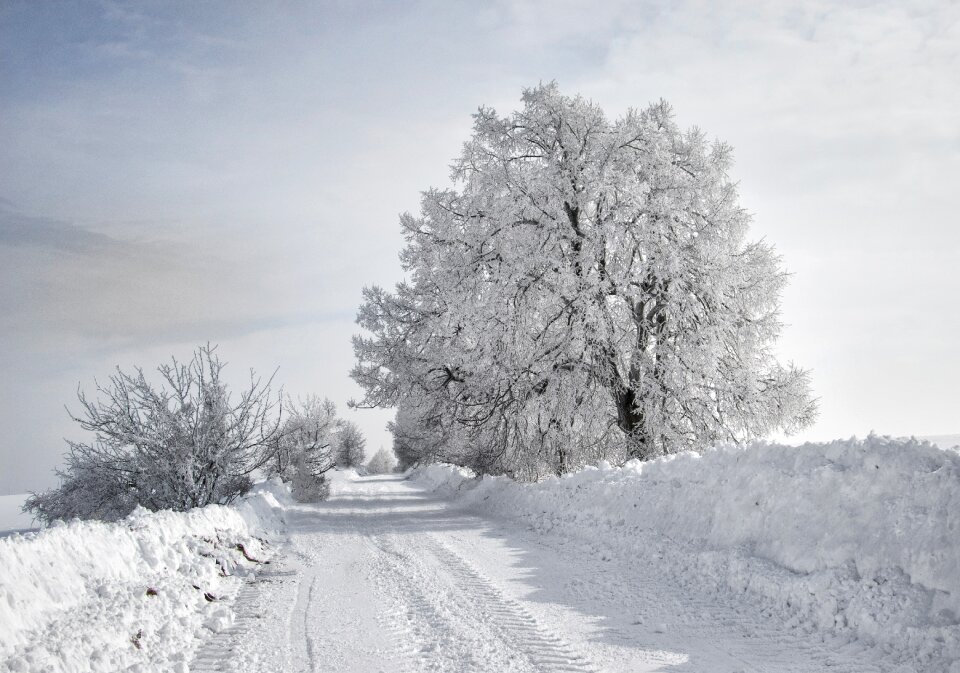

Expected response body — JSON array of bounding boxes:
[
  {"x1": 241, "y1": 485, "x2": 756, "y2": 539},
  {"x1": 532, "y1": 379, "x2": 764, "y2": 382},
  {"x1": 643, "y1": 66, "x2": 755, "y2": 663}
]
[
  {"x1": 415, "y1": 435, "x2": 960, "y2": 671},
  {"x1": 0, "y1": 480, "x2": 290, "y2": 673}
]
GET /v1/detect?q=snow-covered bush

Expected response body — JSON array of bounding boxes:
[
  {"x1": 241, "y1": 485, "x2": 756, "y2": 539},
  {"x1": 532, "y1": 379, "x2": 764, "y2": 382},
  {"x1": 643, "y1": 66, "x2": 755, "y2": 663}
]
[
  {"x1": 366, "y1": 446, "x2": 398, "y2": 474},
  {"x1": 267, "y1": 396, "x2": 337, "y2": 502},
  {"x1": 263, "y1": 399, "x2": 368, "y2": 501},
  {"x1": 25, "y1": 345, "x2": 281, "y2": 523}
]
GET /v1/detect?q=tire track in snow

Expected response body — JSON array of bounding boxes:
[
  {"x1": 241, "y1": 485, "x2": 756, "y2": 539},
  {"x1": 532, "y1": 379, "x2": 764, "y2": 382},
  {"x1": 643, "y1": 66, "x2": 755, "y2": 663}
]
[
  {"x1": 374, "y1": 532, "x2": 521, "y2": 672},
  {"x1": 423, "y1": 534, "x2": 601, "y2": 673},
  {"x1": 189, "y1": 577, "x2": 264, "y2": 672},
  {"x1": 281, "y1": 524, "x2": 409, "y2": 673},
  {"x1": 373, "y1": 532, "x2": 601, "y2": 673},
  {"x1": 366, "y1": 536, "x2": 421, "y2": 673},
  {"x1": 451, "y1": 524, "x2": 884, "y2": 673},
  {"x1": 189, "y1": 562, "x2": 302, "y2": 673},
  {"x1": 627, "y1": 550, "x2": 885, "y2": 673},
  {"x1": 295, "y1": 565, "x2": 321, "y2": 673}
]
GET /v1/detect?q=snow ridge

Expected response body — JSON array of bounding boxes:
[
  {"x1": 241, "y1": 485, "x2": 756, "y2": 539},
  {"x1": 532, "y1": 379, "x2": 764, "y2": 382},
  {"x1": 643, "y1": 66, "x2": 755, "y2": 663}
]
[{"x1": 0, "y1": 479, "x2": 290, "y2": 672}]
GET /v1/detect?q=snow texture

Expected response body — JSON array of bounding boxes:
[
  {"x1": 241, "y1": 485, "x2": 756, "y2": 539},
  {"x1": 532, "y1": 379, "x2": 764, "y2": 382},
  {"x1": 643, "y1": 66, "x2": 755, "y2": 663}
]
[
  {"x1": 0, "y1": 479, "x2": 290, "y2": 672},
  {"x1": 413, "y1": 435, "x2": 960, "y2": 671}
]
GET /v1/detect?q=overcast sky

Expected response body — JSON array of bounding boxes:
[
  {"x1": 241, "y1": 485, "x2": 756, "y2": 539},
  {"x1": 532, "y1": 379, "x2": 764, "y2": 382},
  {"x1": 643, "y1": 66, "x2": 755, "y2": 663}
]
[{"x1": 1, "y1": 0, "x2": 958, "y2": 494}]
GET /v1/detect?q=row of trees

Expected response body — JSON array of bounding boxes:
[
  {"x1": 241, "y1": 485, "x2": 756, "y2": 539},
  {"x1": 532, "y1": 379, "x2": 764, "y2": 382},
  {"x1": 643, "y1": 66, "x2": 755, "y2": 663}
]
[
  {"x1": 264, "y1": 394, "x2": 367, "y2": 502},
  {"x1": 353, "y1": 83, "x2": 816, "y2": 478},
  {"x1": 26, "y1": 345, "x2": 367, "y2": 523}
]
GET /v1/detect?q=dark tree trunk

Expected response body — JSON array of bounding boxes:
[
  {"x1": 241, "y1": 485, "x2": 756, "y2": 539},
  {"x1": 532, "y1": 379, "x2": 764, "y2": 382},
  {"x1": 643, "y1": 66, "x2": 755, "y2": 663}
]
[
  {"x1": 614, "y1": 386, "x2": 654, "y2": 460},
  {"x1": 556, "y1": 442, "x2": 567, "y2": 476}
]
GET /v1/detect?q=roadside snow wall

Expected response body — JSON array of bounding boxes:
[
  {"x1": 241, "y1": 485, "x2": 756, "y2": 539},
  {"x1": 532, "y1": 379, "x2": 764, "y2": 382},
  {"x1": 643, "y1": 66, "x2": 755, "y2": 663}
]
[
  {"x1": 0, "y1": 479, "x2": 290, "y2": 673},
  {"x1": 414, "y1": 436, "x2": 960, "y2": 671}
]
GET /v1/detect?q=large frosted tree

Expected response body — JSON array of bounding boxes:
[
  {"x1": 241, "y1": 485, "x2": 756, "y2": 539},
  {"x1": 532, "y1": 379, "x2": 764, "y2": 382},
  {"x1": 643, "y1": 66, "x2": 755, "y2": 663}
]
[{"x1": 353, "y1": 84, "x2": 815, "y2": 476}]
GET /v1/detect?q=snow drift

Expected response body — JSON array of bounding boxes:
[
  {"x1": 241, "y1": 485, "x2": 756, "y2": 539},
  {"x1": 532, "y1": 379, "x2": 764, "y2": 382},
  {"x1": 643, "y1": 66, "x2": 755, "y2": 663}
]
[
  {"x1": 414, "y1": 435, "x2": 960, "y2": 671},
  {"x1": 0, "y1": 479, "x2": 290, "y2": 673}
]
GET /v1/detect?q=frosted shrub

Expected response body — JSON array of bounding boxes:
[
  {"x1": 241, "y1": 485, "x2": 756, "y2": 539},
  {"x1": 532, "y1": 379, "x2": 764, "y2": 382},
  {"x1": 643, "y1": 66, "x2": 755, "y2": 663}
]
[
  {"x1": 25, "y1": 345, "x2": 281, "y2": 522},
  {"x1": 268, "y1": 396, "x2": 339, "y2": 503}
]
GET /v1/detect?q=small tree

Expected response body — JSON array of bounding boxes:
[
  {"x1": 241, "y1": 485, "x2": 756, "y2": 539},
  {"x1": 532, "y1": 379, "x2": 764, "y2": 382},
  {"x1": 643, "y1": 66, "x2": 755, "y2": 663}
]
[
  {"x1": 270, "y1": 396, "x2": 338, "y2": 502},
  {"x1": 366, "y1": 446, "x2": 398, "y2": 474},
  {"x1": 335, "y1": 421, "x2": 366, "y2": 468},
  {"x1": 25, "y1": 345, "x2": 281, "y2": 523}
]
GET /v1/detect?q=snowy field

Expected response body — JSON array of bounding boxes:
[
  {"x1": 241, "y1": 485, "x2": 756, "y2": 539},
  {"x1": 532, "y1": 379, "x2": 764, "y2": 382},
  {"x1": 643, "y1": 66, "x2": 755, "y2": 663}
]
[
  {"x1": 0, "y1": 494, "x2": 34, "y2": 537},
  {"x1": 1, "y1": 436, "x2": 958, "y2": 672}
]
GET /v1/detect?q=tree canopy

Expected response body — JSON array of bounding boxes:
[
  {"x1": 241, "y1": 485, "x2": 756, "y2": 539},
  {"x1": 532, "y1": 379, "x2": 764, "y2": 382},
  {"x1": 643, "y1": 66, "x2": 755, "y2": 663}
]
[{"x1": 354, "y1": 83, "x2": 816, "y2": 478}]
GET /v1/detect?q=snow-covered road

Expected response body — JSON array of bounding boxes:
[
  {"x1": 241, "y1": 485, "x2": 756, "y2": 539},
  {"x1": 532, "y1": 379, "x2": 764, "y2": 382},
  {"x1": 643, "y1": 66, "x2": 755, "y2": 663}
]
[{"x1": 191, "y1": 473, "x2": 882, "y2": 673}]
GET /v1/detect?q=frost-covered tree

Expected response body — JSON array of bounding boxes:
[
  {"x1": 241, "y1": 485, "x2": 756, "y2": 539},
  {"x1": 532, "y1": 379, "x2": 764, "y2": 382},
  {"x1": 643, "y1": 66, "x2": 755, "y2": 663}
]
[
  {"x1": 25, "y1": 345, "x2": 281, "y2": 522},
  {"x1": 389, "y1": 402, "x2": 444, "y2": 471},
  {"x1": 366, "y1": 446, "x2": 398, "y2": 474},
  {"x1": 353, "y1": 83, "x2": 815, "y2": 477},
  {"x1": 335, "y1": 421, "x2": 366, "y2": 468},
  {"x1": 269, "y1": 396, "x2": 339, "y2": 502}
]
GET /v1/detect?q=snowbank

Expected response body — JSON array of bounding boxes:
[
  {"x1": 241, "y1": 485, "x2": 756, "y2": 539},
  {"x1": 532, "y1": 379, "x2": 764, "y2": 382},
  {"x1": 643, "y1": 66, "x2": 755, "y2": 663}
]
[
  {"x1": 412, "y1": 463, "x2": 475, "y2": 496},
  {"x1": 413, "y1": 436, "x2": 960, "y2": 671},
  {"x1": 0, "y1": 478, "x2": 290, "y2": 673}
]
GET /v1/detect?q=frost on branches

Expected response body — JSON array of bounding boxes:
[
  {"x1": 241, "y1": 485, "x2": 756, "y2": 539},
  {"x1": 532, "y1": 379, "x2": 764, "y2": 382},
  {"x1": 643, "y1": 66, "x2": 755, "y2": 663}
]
[
  {"x1": 353, "y1": 84, "x2": 816, "y2": 478},
  {"x1": 267, "y1": 396, "x2": 339, "y2": 503},
  {"x1": 366, "y1": 446, "x2": 398, "y2": 475},
  {"x1": 26, "y1": 345, "x2": 281, "y2": 523},
  {"x1": 335, "y1": 420, "x2": 367, "y2": 469},
  {"x1": 262, "y1": 398, "x2": 368, "y2": 501}
]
